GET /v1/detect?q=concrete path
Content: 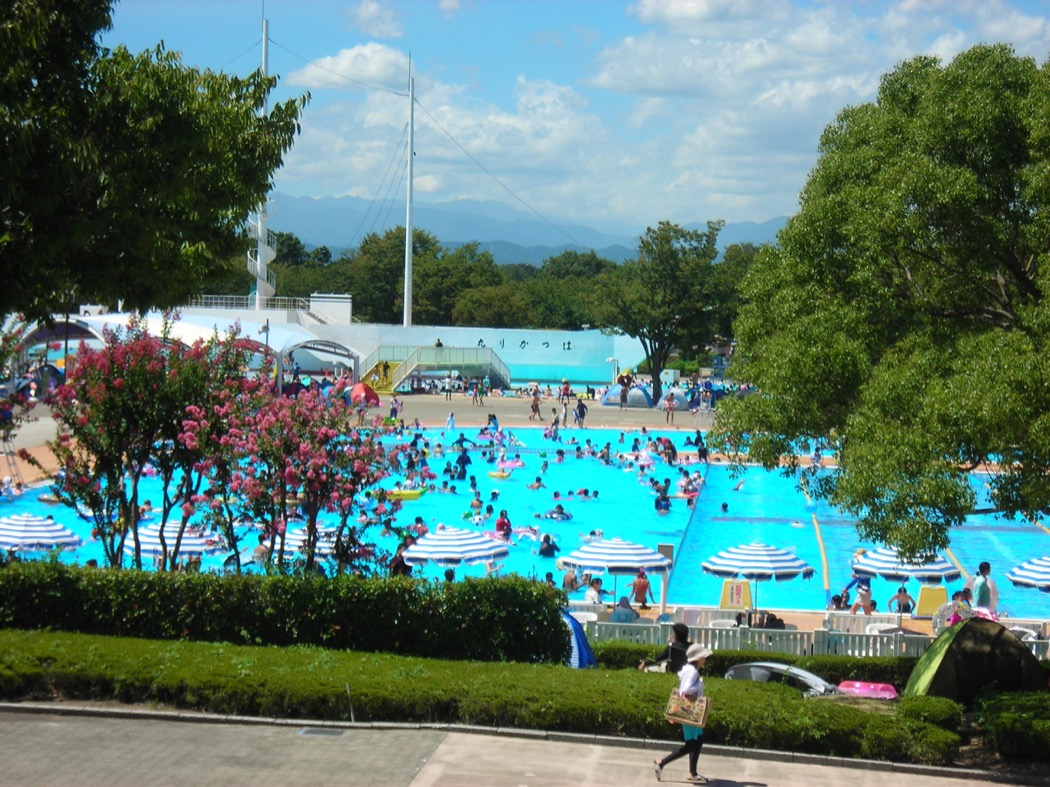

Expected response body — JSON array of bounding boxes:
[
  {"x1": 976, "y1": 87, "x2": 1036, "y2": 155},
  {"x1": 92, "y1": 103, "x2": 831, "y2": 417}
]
[{"x1": 0, "y1": 705, "x2": 986, "y2": 787}]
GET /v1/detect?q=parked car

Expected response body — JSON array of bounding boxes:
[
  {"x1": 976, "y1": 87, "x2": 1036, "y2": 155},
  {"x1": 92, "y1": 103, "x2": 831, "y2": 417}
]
[{"x1": 724, "y1": 661, "x2": 841, "y2": 697}]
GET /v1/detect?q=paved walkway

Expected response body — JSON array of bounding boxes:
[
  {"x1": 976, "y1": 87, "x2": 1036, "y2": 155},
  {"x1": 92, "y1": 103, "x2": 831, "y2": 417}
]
[{"x1": 0, "y1": 704, "x2": 987, "y2": 787}]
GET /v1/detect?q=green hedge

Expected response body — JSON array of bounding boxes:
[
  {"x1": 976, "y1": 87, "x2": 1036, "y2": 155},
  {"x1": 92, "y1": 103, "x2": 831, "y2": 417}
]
[
  {"x1": 0, "y1": 629, "x2": 960, "y2": 764},
  {"x1": 0, "y1": 562, "x2": 569, "y2": 664},
  {"x1": 980, "y1": 692, "x2": 1050, "y2": 762}
]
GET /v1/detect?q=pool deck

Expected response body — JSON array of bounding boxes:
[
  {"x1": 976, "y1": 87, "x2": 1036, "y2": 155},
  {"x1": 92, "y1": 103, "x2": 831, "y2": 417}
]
[{"x1": 7, "y1": 390, "x2": 722, "y2": 483}]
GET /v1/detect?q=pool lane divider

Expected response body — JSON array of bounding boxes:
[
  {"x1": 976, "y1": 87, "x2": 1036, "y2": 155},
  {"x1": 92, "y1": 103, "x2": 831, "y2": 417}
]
[{"x1": 800, "y1": 477, "x2": 831, "y2": 603}]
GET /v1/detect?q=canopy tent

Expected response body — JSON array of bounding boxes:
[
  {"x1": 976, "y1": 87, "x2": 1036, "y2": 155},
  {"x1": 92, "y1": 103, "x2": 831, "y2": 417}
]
[
  {"x1": 903, "y1": 618, "x2": 1045, "y2": 704},
  {"x1": 850, "y1": 546, "x2": 961, "y2": 584},
  {"x1": 350, "y1": 382, "x2": 380, "y2": 406},
  {"x1": 599, "y1": 384, "x2": 654, "y2": 408},
  {"x1": 701, "y1": 542, "x2": 815, "y2": 608},
  {"x1": 656, "y1": 388, "x2": 690, "y2": 409},
  {"x1": 562, "y1": 610, "x2": 598, "y2": 669}
]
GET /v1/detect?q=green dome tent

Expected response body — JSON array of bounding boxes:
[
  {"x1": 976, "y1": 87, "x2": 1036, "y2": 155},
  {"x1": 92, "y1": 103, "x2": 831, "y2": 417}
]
[{"x1": 904, "y1": 618, "x2": 1046, "y2": 705}]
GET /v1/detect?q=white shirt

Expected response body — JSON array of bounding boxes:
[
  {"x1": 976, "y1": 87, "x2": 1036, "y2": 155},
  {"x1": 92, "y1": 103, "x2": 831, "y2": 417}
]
[
  {"x1": 677, "y1": 662, "x2": 704, "y2": 698},
  {"x1": 585, "y1": 586, "x2": 602, "y2": 604}
]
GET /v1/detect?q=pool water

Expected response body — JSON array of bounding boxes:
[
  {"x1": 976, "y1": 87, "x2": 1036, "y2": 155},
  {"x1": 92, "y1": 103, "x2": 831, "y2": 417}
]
[{"x1": 5, "y1": 427, "x2": 1049, "y2": 619}]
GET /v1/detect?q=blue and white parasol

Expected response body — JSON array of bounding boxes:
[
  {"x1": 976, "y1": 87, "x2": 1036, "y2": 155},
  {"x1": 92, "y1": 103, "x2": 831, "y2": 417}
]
[{"x1": 850, "y1": 546, "x2": 960, "y2": 584}]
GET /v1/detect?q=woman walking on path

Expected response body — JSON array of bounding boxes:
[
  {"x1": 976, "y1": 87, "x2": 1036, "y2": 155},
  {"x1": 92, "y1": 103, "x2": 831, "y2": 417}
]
[
  {"x1": 654, "y1": 644, "x2": 711, "y2": 783},
  {"x1": 664, "y1": 393, "x2": 677, "y2": 424}
]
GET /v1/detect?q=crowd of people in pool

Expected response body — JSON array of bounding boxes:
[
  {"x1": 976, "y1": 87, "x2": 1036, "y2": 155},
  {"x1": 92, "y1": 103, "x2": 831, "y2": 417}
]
[{"x1": 374, "y1": 416, "x2": 713, "y2": 586}]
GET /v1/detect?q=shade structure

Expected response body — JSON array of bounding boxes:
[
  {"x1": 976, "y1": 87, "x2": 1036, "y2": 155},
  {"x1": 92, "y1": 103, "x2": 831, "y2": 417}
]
[
  {"x1": 701, "y1": 543, "x2": 814, "y2": 607},
  {"x1": 561, "y1": 537, "x2": 672, "y2": 576},
  {"x1": 1005, "y1": 556, "x2": 1050, "y2": 593},
  {"x1": 403, "y1": 526, "x2": 510, "y2": 567},
  {"x1": 123, "y1": 523, "x2": 222, "y2": 559},
  {"x1": 279, "y1": 527, "x2": 337, "y2": 558},
  {"x1": 850, "y1": 546, "x2": 960, "y2": 584},
  {"x1": 599, "y1": 384, "x2": 654, "y2": 408},
  {"x1": 561, "y1": 538, "x2": 673, "y2": 613},
  {"x1": 656, "y1": 388, "x2": 690, "y2": 410},
  {"x1": 0, "y1": 513, "x2": 81, "y2": 551}
]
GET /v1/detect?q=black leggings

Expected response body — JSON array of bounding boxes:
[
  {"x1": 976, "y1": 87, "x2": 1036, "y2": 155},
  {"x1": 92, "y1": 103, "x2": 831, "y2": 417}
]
[{"x1": 659, "y1": 735, "x2": 703, "y2": 775}]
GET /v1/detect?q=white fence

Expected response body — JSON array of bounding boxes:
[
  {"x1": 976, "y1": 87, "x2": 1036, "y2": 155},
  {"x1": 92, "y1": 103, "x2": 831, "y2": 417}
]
[
  {"x1": 577, "y1": 605, "x2": 1049, "y2": 660},
  {"x1": 585, "y1": 622, "x2": 937, "y2": 659}
]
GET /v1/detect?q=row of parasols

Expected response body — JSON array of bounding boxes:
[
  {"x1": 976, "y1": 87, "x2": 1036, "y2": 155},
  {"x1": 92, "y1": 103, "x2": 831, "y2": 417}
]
[{"x1": 4, "y1": 512, "x2": 1050, "y2": 598}]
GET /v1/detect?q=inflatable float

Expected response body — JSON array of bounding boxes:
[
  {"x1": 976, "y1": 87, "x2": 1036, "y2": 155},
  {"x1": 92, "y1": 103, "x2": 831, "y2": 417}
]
[
  {"x1": 837, "y1": 681, "x2": 897, "y2": 700},
  {"x1": 488, "y1": 470, "x2": 512, "y2": 479},
  {"x1": 388, "y1": 487, "x2": 427, "y2": 500}
]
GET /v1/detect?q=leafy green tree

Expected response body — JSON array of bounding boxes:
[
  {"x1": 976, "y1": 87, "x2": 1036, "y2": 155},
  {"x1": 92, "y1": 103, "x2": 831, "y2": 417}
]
[
  {"x1": 500, "y1": 263, "x2": 540, "y2": 284},
  {"x1": 273, "y1": 232, "x2": 308, "y2": 267},
  {"x1": 348, "y1": 227, "x2": 440, "y2": 323},
  {"x1": 453, "y1": 285, "x2": 530, "y2": 327},
  {"x1": 520, "y1": 250, "x2": 615, "y2": 330},
  {"x1": 307, "y1": 245, "x2": 333, "y2": 267},
  {"x1": 414, "y1": 242, "x2": 501, "y2": 326},
  {"x1": 711, "y1": 44, "x2": 1050, "y2": 558},
  {"x1": 594, "y1": 221, "x2": 723, "y2": 402},
  {"x1": 1, "y1": 1, "x2": 308, "y2": 320}
]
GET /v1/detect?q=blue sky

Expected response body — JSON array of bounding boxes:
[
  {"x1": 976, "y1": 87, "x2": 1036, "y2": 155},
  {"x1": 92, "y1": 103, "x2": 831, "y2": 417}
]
[{"x1": 104, "y1": 0, "x2": 1050, "y2": 234}]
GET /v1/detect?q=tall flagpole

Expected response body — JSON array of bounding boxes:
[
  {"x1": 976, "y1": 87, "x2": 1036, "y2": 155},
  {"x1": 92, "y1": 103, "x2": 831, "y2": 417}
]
[
  {"x1": 255, "y1": 17, "x2": 270, "y2": 311},
  {"x1": 402, "y1": 72, "x2": 414, "y2": 327}
]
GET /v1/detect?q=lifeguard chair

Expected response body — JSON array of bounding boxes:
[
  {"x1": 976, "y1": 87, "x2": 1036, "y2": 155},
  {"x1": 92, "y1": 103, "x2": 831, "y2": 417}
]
[{"x1": 718, "y1": 579, "x2": 753, "y2": 610}]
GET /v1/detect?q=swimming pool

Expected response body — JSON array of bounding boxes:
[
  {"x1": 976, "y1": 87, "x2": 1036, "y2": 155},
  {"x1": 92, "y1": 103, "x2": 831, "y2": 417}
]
[{"x1": 5, "y1": 426, "x2": 1049, "y2": 619}]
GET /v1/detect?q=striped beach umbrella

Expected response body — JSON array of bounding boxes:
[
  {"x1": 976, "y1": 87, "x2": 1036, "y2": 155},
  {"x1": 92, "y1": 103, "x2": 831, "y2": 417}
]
[
  {"x1": 850, "y1": 546, "x2": 960, "y2": 584},
  {"x1": 701, "y1": 542, "x2": 814, "y2": 607},
  {"x1": 0, "y1": 513, "x2": 81, "y2": 551},
  {"x1": 403, "y1": 525, "x2": 510, "y2": 567},
  {"x1": 561, "y1": 537, "x2": 672, "y2": 576},
  {"x1": 279, "y1": 527, "x2": 338, "y2": 559},
  {"x1": 123, "y1": 523, "x2": 223, "y2": 559},
  {"x1": 1005, "y1": 556, "x2": 1050, "y2": 593}
]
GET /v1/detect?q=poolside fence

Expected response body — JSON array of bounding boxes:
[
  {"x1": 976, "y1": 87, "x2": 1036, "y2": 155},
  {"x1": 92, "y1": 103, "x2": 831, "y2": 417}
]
[{"x1": 571, "y1": 605, "x2": 1050, "y2": 661}]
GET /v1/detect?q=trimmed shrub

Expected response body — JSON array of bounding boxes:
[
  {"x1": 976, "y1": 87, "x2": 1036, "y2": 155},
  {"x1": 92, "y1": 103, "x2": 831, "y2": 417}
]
[
  {"x1": 0, "y1": 562, "x2": 569, "y2": 664},
  {"x1": 0, "y1": 629, "x2": 962, "y2": 765},
  {"x1": 897, "y1": 695, "x2": 963, "y2": 731},
  {"x1": 980, "y1": 692, "x2": 1050, "y2": 762}
]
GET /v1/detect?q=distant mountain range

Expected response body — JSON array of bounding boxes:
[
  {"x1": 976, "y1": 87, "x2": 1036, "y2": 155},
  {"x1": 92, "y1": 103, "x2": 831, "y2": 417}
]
[{"x1": 267, "y1": 192, "x2": 788, "y2": 265}]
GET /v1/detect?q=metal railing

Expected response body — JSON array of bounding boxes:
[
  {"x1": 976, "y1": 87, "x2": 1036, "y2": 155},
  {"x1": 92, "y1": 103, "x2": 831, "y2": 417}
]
[{"x1": 186, "y1": 295, "x2": 310, "y2": 312}]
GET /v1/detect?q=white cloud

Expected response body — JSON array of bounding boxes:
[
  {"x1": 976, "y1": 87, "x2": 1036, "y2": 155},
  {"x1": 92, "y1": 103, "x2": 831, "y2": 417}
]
[
  {"x1": 437, "y1": 0, "x2": 461, "y2": 17},
  {"x1": 286, "y1": 43, "x2": 409, "y2": 92},
  {"x1": 350, "y1": 0, "x2": 403, "y2": 39}
]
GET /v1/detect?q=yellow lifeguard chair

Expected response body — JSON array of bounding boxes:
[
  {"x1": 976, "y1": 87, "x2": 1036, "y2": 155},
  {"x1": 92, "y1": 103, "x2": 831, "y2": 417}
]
[
  {"x1": 718, "y1": 579, "x2": 753, "y2": 610},
  {"x1": 915, "y1": 585, "x2": 948, "y2": 618}
]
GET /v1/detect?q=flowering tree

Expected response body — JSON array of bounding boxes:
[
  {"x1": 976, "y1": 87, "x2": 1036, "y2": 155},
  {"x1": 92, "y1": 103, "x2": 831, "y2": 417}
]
[
  {"x1": 184, "y1": 381, "x2": 404, "y2": 576},
  {"x1": 40, "y1": 315, "x2": 251, "y2": 569}
]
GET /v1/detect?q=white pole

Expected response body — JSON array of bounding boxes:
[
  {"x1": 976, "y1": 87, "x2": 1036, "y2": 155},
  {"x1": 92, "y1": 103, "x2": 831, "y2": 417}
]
[
  {"x1": 402, "y1": 74, "x2": 414, "y2": 327},
  {"x1": 659, "y1": 571, "x2": 668, "y2": 615},
  {"x1": 255, "y1": 17, "x2": 270, "y2": 312}
]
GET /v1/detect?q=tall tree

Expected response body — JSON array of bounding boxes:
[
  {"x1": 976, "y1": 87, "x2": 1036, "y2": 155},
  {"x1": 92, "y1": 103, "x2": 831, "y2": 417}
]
[
  {"x1": 273, "y1": 231, "x2": 308, "y2": 267},
  {"x1": 414, "y1": 242, "x2": 502, "y2": 326},
  {"x1": 711, "y1": 44, "x2": 1050, "y2": 558},
  {"x1": 594, "y1": 221, "x2": 723, "y2": 402},
  {"x1": 1, "y1": 1, "x2": 308, "y2": 320},
  {"x1": 347, "y1": 227, "x2": 440, "y2": 323}
]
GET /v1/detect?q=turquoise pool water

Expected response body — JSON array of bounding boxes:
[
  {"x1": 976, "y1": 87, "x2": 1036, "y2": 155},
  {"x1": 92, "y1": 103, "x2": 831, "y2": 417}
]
[{"x1": 5, "y1": 426, "x2": 1049, "y2": 619}]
